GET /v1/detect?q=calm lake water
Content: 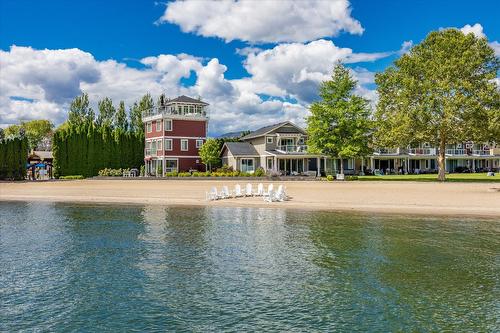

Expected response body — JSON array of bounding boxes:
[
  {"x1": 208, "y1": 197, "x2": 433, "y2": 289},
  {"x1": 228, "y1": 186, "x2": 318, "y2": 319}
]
[{"x1": 0, "y1": 202, "x2": 499, "y2": 332}]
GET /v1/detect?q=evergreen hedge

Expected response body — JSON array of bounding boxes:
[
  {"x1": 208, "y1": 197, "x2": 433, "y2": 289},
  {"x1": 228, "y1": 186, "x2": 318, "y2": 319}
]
[
  {"x1": 53, "y1": 123, "x2": 144, "y2": 178},
  {"x1": 0, "y1": 136, "x2": 29, "y2": 180}
]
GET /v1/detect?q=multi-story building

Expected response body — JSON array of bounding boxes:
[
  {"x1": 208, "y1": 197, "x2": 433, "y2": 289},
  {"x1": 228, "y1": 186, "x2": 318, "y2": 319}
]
[
  {"x1": 142, "y1": 95, "x2": 208, "y2": 175},
  {"x1": 220, "y1": 121, "x2": 327, "y2": 176},
  {"x1": 368, "y1": 142, "x2": 500, "y2": 174}
]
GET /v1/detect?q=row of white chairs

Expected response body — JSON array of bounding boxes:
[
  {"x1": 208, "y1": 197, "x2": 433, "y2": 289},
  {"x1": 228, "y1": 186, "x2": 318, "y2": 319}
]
[{"x1": 206, "y1": 183, "x2": 288, "y2": 202}]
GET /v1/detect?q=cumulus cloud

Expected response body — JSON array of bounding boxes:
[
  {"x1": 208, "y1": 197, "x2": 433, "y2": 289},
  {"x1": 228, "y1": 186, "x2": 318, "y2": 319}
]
[
  {"x1": 460, "y1": 23, "x2": 486, "y2": 38},
  {"x1": 0, "y1": 42, "x2": 385, "y2": 134},
  {"x1": 157, "y1": 0, "x2": 363, "y2": 43},
  {"x1": 242, "y1": 39, "x2": 385, "y2": 103}
]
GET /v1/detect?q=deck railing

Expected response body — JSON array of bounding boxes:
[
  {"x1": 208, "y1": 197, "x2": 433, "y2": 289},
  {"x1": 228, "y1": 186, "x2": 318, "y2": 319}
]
[
  {"x1": 145, "y1": 148, "x2": 158, "y2": 157},
  {"x1": 472, "y1": 149, "x2": 491, "y2": 156},
  {"x1": 445, "y1": 149, "x2": 466, "y2": 156},
  {"x1": 408, "y1": 148, "x2": 436, "y2": 155},
  {"x1": 142, "y1": 106, "x2": 207, "y2": 120},
  {"x1": 276, "y1": 145, "x2": 308, "y2": 153},
  {"x1": 373, "y1": 148, "x2": 400, "y2": 155}
]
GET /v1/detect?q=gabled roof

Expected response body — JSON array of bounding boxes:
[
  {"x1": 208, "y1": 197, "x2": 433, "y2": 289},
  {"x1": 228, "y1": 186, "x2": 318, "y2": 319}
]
[
  {"x1": 168, "y1": 95, "x2": 209, "y2": 105},
  {"x1": 240, "y1": 121, "x2": 306, "y2": 140},
  {"x1": 221, "y1": 142, "x2": 259, "y2": 157}
]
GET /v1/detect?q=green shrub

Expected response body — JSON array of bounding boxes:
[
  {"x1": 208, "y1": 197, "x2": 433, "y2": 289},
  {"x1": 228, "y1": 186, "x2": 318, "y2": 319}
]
[
  {"x1": 326, "y1": 175, "x2": 334, "y2": 181},
  {"x1": 254, "y1": 167, "x2": 265, "y2": 177},
  {"x1": 59, "y1": 175, "x2": 84, "y2": 180},
  {"x1": 140, "y1": 165, "x2": 145, "y2": 176},
  {"x1": 346, "y1": 175, "x2": 358, "y2": 181},
  {"x1": 98, "y1": 168, "x2": 129, "y2": 177}
]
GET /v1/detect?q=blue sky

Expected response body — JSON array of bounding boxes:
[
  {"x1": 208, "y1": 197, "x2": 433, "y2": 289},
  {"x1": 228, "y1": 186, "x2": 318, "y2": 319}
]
[{"x1": 1, "y1": 0, "x2": 499, "y2": 134}]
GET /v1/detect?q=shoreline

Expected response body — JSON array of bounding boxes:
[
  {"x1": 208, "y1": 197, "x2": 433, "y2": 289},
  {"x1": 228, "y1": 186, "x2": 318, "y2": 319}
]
[{"x1": 1, "y1": 179, "x2": 500, "y2": 218}]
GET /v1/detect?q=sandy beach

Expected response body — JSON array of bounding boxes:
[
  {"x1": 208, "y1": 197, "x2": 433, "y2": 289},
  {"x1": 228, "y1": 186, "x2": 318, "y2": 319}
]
[{"x1": 1, "y1": 179, "x2": 499, "y2": 217}]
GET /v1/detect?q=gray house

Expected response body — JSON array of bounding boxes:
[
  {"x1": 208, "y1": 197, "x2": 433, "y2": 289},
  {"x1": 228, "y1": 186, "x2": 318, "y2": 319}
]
[{"x1": 220, "y1": 121, "x2": 326, "y2": 175}]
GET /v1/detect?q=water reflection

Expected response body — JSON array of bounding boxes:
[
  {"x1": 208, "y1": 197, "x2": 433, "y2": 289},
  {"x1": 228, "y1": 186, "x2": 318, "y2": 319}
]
[{"x1": 0, "y1": 202, "x2": 498, "y2": 331}]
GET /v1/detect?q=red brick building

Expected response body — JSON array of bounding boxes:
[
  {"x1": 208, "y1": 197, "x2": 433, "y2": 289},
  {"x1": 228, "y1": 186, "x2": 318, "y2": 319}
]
[{"x1": 142, "y1": 95, "x2": 208, "y2": 175}]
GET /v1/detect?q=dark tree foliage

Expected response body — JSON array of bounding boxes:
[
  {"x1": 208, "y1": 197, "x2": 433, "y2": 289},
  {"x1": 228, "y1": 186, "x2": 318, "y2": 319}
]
[{"x1": 0, "y1": 136, "x2": 29, "y2": 180}]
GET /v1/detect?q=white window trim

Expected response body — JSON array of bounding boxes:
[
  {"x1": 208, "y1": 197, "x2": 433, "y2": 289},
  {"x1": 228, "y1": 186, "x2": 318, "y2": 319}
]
[
  {"x1": 241, "y1": 158, "x2": 255, "y2": 173},
  {"x1": 266, "y1": 136, "x2": 273, "y2": 144},
  {"x1": 156, "y1": 120, "x2": 162, "y2": 131},
  {"x1": 165, "y1": 138, "x2": 173, "y2": 151},
  {"x1": 196, "y1": 139, "x2": 203, "y2": 148},
  {"x1": 181, "y1": 139, "x2": 189, "y2": 151},
  {"x1": 157, "y1": 138, "x2": 162, "y2": 150},
  {"x1": 146, "y1": 122, "x2": 152, "y2": 133},
  {"x1": 165, "y1": 119, "x2": 173, "y2": 131}
]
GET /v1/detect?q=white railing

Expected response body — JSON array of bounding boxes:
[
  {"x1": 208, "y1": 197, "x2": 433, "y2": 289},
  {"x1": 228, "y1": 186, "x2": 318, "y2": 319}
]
[
  {"x1": 142, "y1": 105, "x2": 207, "y2": 120},
  {"x1": 145, "y1": 148, "x2": 157, "y2": 157},
  {"x1": 472, "y1": 149, "x2": 490, "y2": 156},
  {"x1": 373, "y1": 148, "x2": 400, "y2": 155},
  {"x1": 445, "y1": 149, "x2": 466, "y2": 156},
  {"x1": 408, "y1": 148, "x2": 436, "y2": 155},
  {"x1": 276, "y1": 145, "x2": 308, "y2": 153}
]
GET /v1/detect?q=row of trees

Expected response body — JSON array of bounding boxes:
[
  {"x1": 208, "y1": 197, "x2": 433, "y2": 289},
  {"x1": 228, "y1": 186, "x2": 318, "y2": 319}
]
[
  {"x1": 307, "y1": 28, "x2": 500, "y2": 181},
  {"x1": 0, "y1": 136, "x2": 29, "y2": 180},
  {"x1": 3, "y1": 119, "x2": 54, "y2": 150},
  {"x1": 53, "y1": 93, "x2": 153, "y2": 177}
]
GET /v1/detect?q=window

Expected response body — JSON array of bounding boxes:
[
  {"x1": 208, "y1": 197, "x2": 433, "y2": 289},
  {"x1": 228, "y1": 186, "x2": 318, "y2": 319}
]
[
  {"x1": 157, "y1": 139, "x2": 162, "y2": 150},
  {"x1": 184, "y1": 105, "x2": 188, "y2": 113},
  {"x1": 164, "y1": 119, "x2": 172, "y2": 131},
  {"x1": 196, "y1": 139, "x2": 203, "y2": 148},
  {"x1": 266, "y1": 136, "x2": 273, "y2": 144},
  {"x1": 241, "y1": 158, "x2": 255, "y2": 173},
  {"x1": 298, "y1": 137, "x2": 305, "y2": 144},
  {"x1": 267, "y1": 158, "x2": 273, "y2": 170},
  {"x1": 164, "y1": 139, "x2": 172, "y2": 151},
  {"x1": 156, "y1": 120, "x2": 161, "y2": 131},
  {"x1": 181, "y1": 139, "x2": 189, "y2": 151},
  {"x1": 189, "y1": 105, "x2": 194, "y2": 113},
  {"x1": 146, "y1": 122, "x2": 152, "y2": 133}
]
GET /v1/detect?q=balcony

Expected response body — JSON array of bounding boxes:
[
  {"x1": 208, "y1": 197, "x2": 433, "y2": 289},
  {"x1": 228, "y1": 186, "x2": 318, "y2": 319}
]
[
  {"x1": 472, "y1": 149, "x2": 491, "y2": 156},
  {"x1": 445, "y1": 149, "x2": 467, "y2": 156},
  {"x1": 276, "y1": 145, "x2": 308, "y2": 154},
  {"x1": 373, "y1": 148, "x2": 401, "y2": 155},
  {"x1": 145, "y1": 148, "x2": 158, "y2": 157},
  {"x1": 142, "y1": 105, "x2": 208, "y2": 121},
  {"x1": 408, "y1": 148, "x2": 436, "y2": 155}
]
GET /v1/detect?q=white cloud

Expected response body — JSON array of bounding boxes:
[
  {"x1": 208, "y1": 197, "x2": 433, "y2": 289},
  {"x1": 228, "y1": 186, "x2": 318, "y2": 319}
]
[
  {"x1": 243, "y1": 39, "x2": 384, "y2": 103},
  {"x1": 157, "y1": 0, "x2": 363, "y2": 43},
  {"x1": 460, "y1": 23, "x2": 486, "y2": 38},
  {"x1": 490, "y1": 41, "x2": 500, "y2": 57},
  {"x1": 0, "y1": 42, "x2": 384, "y2": 134}
]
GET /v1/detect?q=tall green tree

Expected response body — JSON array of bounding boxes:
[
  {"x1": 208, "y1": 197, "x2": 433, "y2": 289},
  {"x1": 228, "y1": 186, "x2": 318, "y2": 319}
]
[
  {"x1": 97, "y1": 97, "x2": 116, "y2": 127},
  {"x1": 115, "y1": 100, "x2": 128, "y2": 131},
  {"x1": 307, "y1": 63, "x2": 372, "y2": 175},
  {"x1": 4, "y1": 120, "x2": 53, "y2": 150},
  {"x1": 375, "y1": 29, "x2": 500, "y2": 181},
  {"x1": 199, "y1": 138, "x2": 221, "y2": 171},
  {"x1": 68, "y1": 92, "x2": 94, "y2": 126}
]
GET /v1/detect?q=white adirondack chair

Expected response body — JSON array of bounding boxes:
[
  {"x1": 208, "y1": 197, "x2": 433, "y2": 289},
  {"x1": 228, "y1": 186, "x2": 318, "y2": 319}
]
[
  {"x1": 220, "y1": 186, "x2": 231, "y2": 199},
  {"x1": 264, "y1": 189, "x2": 275, "y2": 202},
  {"x1": 263, "y1": 183, "x2": 274, "y2": 198},
  {"x1": 254, "y1": 183, "x2": 264, "y2": 196},
  {"x1": 275, "y1": 185, "x2": 287, "y2": 201},
  {"x1": 206, "y1": 187, "x2": 218, "y2": 201},
  {"x1": 233, "y1": 184, "x2": 243, "y2": 197},
  {"x1": 245, "y1": 183, "x2": 253, "y2": 196}
]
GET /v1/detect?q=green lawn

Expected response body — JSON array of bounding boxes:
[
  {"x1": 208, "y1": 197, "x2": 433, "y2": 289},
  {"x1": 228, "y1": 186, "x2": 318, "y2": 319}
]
[{"x1": 357, "y1": 173, "x2": 500, "y2": 182}]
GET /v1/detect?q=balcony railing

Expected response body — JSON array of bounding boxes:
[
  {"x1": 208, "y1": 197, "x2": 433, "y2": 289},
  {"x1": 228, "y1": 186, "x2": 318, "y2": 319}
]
[
  {"x1": 408, "y1": 148, "x2": 436, "y2": 155},
  {"x1": 145, "y1": 148, "x2": 158, "y2": 157},
  {"x1": 373, "y1": 148, "x2": 400, "y2": 155},
  {"x1": 142, "y1": 106, "x2": 207, "y2": 120},
  {"x1": 276, "y1": 145, "x2": 308, "y2": 153},
  {"x1": 472, "y1": 149, "x2": 491, "y2": 156},
  {"x1": 445, "y1": 149, "x2": 467, "y2": 156}
]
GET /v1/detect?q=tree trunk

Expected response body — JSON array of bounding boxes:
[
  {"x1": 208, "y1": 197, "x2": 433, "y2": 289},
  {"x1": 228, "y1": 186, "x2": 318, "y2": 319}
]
[
  {"x1": 340, "y1": 158, "x2": 344, "y2": 175},
  {"x1": 437, "y1": 137, "x2": 446, "y2": 181}
]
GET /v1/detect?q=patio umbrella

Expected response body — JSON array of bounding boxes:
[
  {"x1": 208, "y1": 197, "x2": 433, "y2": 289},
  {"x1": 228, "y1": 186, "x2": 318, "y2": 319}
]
[{"x1": 35, "y1": 163, "x2": 46, "y2": 168}]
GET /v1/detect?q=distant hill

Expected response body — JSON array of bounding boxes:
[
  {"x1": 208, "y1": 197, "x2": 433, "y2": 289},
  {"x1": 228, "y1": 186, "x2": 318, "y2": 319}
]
[{"x1": 216, "y1": 131, "x2": 249, "y2": 139}]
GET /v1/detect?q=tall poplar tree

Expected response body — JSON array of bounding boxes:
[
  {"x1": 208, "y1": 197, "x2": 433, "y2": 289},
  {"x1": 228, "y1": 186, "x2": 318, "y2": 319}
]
[{"x1": 115, "y1": 100, "x2": 128, "y2": 131}]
